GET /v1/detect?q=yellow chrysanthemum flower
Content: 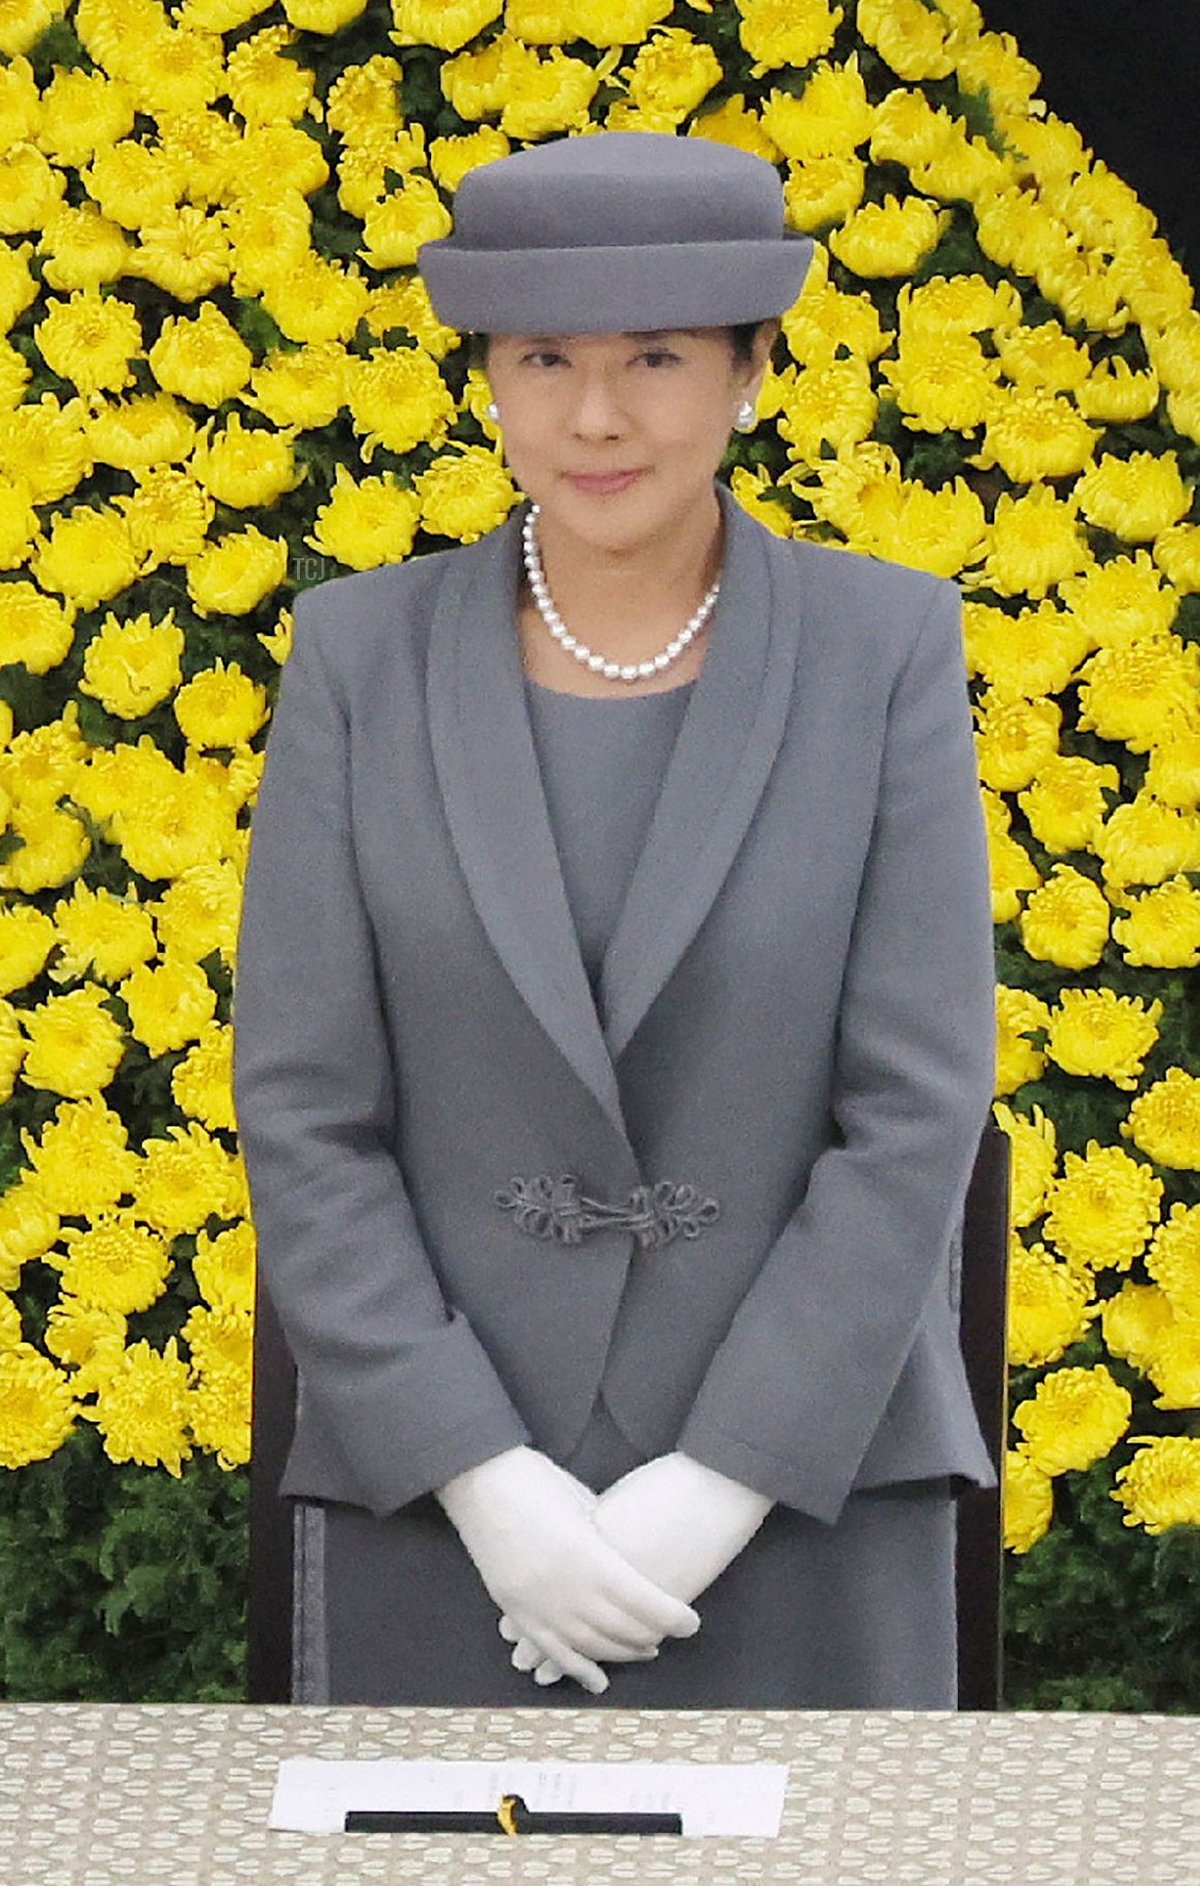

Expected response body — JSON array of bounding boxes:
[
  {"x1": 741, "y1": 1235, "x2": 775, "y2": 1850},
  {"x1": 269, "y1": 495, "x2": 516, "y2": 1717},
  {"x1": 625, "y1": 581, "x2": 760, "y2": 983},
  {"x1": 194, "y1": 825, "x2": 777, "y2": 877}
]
[
  {"x1": 19, "y1": 985, "x2": 126, "y2": 1099},
  {"x1": 1101, "y1": 1281, "x2": 1175, "y2": 1375},
  {"x1": 971, "y1": 485, "x2": 1091, "y2": 600},
  {"x1": 34, "y1": 288, "x2": 142, "y2": 397},
  {"x1": 58, "y1": 1212, "x2": 172, "y2": 1316},
  {"x1": 153, "y1": 859, "x2": 243, "y2": 964},
  {"x1": 80, "y1": 611, "x2": 186, "y2": 720},
  {"x1": 306, "y1": 464, "x2": 422, "y2": 571},
  {"x1": 283, "y1": 0, "x2": 366, "y2": 27},
  {"x1": 37, "y1": 200, "x2": 132, "y2": 293},
  {"x1": 774, "y1": 357, "x2": 877, "y2": 459},
  {"x1": 0, "y1": 392, "x2": 93, "y2": 504},
  {"x1": 1012, "y1": 1364, "x2": 1132, "y2": 1477},
  {"x1": 0, "y1": 998, "x2": 25, "y2": 1104},
  {"x1": 172, "y1": 1020, "x2": 236, "y2": 1133},
  {"x1": 897, "y1": 271, "x2": 1023, "y2": 340},
  {"x1": 192, "y1": 1220, "x2": 256, "y2": 1316},
  {"x1": 828, "y1": 192, "x2": 946, "y2": 276},
  {"x1": 428, "y1": 124, "x2": 511, "y2": 194},
  {"x1": 1120, "y1": 1068, "x2": 1200, "y2": 1171},
  {"x1": 619, "y1": 26, "x2": 722, "y2": 123},
  {"x1": 1077, "y1": 635, "x2": 1200, "y2": 752},
  {"x1": 1075, "y1": 358, "x2": 1159, "y2": 423},
  {"x1": 121, "y1": 954, "x2": 217, "y2": 1058},
  {"x1": 736, "y1": 0, "x2": 842, "y2": 76},
  {"x1": 1018, "y1": 754, "x2": 1120, "y2": 853},
  {"x1": 0, "y1": 141, "x2": 66, "y2": 234},
  {"x1": 31, "y1": 504, "x2": 139, "y2": 611},
  {"x1": 1111, "y1": 876, "x2": 1200, "y2": 969},
  {"x1": 1113, "y1": 1436, "x2": 1200, "y2": 1535},
  {"x1": 108, "y1": 759, "x2": 238, "y2": 880},
  {"x1": 225, "y1": 23, "x2": 315, "y2": 123},
  {"x1": 187, "y1": 527, "x2": 289, "y2": 618},
  {"x1": 1018, "y1": 863, "x2": 1110, "y2": 970},
  {"x1": 1007, "y1": 1239, "x2": 1094, "y2": 1368},
  {"x1": 181, "y1": 1302, "x2": 253, "y2": 1383},
  {"x1": 1145, "y1": 1203, "x2": 1200, "y2": 1312},
  {"x1": 347, "y1": 347, "x2": 457, "y2": 462},
  {"x1": 43, "y1": 1298, "x2": 127, "y2": 1395},
  {"x1": 149, "y1": 303, "x2": 253, "y2": 408},
  {"x1": 0, "y1": 904, "x2": 56, "y2": 997},
  {"x1": 86, "y1": 393, "x2": 198, "y2": 474},
  {"x1": 133, "y1": 1123, "x2": 244, "y2": 1237},
  {"x1": 1003, "y1": 1449, "x2": 1053, "y2": 1554},
  {"x1": 156, "y1": 106, "x2": 244, "y2": 206},
  {"x1": 880, "y1": 329, "x2": 999, "y2": 434},
  {"x1": 259, "y1": 254, "x2": 369, "y2": 348},
  {"x1": 324, "y1": 50, "x2": 403, "y2": 136},
  {"x1": 226, "y1": 190, "x2": 313, "y2": 296},
  {"x1": 987, "y1": 825, "x2": 1042, "y2": 924},
  {"x1": 963, "y1": 602, "x2": 1089, "y2": 705},
  {"x1": 1044, "y1": 989, "x2": 1163, "y2": 1092},
  {"x1": 1074, "y1": 451, "x2": 1190, "y2": 542},
  {"x1": 857, "y1": 0, "x2": 954, "y2": 80},
  {"x1": 1043, "y1": 1140, "x2": 1162, "y2": 1272},
  {"x1": 993, "y1": 320, "x2": 1090, "y2": 393},
  {"x1": 360, "y1": 175, "x2": 453, "y2": 270},
  {"x1": 973, "y1": 692, "x2": 1061, "y2": 793},
  {"x1": 689, "y1": 95, "x2": 779, "y2": 163},
  {"x1": 762, "y1": 58, "x2": 873, "y2": 159},
  {"x1": 0, "y1": 802, "x2": 90, "y2": 895},
  {"x1": 258, "y1": 607, "x2": 294, "y2": 667},
  {"x1": 0, "y1": 1347, "x2": 77, "y2": 1469},
  {"x1": 50, "y1": 882, "x2": 157, "y2": 985},
  {"x1": 0, "y1": 1178, "x2": 58, "y2": 1290},
  {"x1": 21, "y1": 1095, "x2": 137, "y2": 1218},
  {"x1": 1058, "y1": 552, "x2": 1177, "y2": 651},
  {"x1": 243, "y1": 342, "x2": 350, "y2": 430},
  {"x1": 362, "y1": 277, "x2": 459, "y2": 359},
  {"x1": 232, "y1": 122, "x2": 328, "y2": 202},
  {"x1": 992, "y1": 1100, "x2": 1058, "y2": 1228},
  {"x1": 188, "y1": 1365, "x2": 252, "y2": 1469},
  {"x1": 129, "y1": 205, "x2": 231, "y2": 301},
  {"x1": 975, "y1": 387, "x2": 1096, "y2": 483},
  {"x1": 1152, "y1": 523, "x2": 1200, "y2": 593},
  {"x1": 0, "y1": 578, "x2": 76, "y2": 674},
  {"x1": 0, "y1": 702, "x2": 87, "y2": 810},
  {"x1": 1145, "y1": 726, "x2": 1200, "y2": 811},
  {"x1": 781, "y1": 153, "x2": 866, "y2": 231},
  {"x1": 415, "y1": 444, "x2": 521, "y2": 544},
  {"x1": 84, "y1": 138, "x2": 178, "y2": 232},
  {"x1": 391, "y1": 0, "x2": 501, "y2": 51},
  {"x1": 995, "y1": 985, "x2": 1050, "y2": 1097},
  {"x1": 1145, "y1": 1324, "x2": 1200, "y2": 1411},
  {"x1": 87, "y1": 1337, "x2": 192, "y2": 1478},
  {"x1": 730, "y1": 465, "x2": 793, "y2": 538},
  {"x1": 174, "y1": 659, "x2": 269, "y2": 748},
  {"x1": 1093, "y1": 792, "x2": 1200, "y2": 891}
]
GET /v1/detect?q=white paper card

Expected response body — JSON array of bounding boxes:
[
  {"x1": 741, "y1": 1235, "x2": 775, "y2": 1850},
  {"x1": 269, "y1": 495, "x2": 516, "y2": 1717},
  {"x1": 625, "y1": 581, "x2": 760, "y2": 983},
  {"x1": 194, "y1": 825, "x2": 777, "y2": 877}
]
[{"x1": 270, "y1": 1757, "x2": 788, "y2": 1837}]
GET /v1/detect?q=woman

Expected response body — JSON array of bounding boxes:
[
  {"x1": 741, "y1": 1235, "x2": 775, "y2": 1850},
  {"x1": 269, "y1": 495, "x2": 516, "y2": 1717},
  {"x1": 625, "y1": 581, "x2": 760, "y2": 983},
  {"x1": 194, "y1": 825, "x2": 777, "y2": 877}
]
[{"x1": 233, "y1": 133, "x2": 998, "y2": 1708}]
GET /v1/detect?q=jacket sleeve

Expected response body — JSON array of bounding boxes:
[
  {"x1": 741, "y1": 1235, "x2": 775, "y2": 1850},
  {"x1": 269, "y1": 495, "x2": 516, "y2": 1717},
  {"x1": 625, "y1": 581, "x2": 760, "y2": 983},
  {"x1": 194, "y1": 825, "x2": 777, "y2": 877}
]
[
  {"x1": 676, "y1": 577, "x2": 996, "y2": 1523},
  {"x1": 233, "y1": 590, "x2": 531, "y2": 1518}
]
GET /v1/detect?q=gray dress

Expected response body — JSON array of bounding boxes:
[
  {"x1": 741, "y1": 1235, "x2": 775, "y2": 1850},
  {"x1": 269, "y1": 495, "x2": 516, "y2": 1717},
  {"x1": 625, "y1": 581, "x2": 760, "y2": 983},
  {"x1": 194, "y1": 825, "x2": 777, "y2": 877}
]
[{"x1": 300, "y1": 676, "x2": 958, "y2": 1709}]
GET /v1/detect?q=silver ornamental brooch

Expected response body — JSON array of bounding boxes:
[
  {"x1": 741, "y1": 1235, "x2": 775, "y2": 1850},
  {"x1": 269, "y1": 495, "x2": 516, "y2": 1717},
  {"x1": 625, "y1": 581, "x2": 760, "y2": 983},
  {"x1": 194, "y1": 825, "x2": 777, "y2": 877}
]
[{"x1": 494, "y1": 1173, "x2": 720, "y2": 1249}]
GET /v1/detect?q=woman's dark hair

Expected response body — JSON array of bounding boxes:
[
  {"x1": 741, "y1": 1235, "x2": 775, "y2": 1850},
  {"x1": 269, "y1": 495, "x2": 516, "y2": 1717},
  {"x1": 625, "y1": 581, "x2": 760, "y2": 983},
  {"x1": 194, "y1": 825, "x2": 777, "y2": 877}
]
[{"x1": 467, "y1": 321, "x2": 770, "y2": 371}]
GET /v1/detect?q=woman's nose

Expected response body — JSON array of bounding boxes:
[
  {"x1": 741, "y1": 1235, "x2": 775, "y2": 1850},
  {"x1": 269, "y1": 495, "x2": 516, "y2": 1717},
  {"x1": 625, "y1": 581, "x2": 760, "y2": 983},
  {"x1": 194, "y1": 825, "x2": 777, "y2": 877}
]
[{"x1": 569, "y1": 374, "x2": 627, "y2": 436}]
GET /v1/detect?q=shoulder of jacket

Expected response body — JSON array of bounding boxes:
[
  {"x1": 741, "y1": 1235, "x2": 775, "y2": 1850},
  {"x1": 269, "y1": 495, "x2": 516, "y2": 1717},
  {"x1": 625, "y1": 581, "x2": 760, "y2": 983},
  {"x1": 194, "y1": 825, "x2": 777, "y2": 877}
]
[
  {"x1": 291, "y1": 538, "x2": 471, "y2": 652},
  {"x1": 772, "y1": 533, "x2": 960, "y2": 669}
]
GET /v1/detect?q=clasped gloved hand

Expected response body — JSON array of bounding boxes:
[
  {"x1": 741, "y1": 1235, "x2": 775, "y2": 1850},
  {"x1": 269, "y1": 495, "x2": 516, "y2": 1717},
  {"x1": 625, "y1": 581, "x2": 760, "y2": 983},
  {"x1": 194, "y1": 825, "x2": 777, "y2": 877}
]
[
  {"x1": 435, "y1": 1445, "x2": 701, "y2": 1695},
  {"x1": 497, "y1": 1451, "x2": 774, "y2": 1687}
]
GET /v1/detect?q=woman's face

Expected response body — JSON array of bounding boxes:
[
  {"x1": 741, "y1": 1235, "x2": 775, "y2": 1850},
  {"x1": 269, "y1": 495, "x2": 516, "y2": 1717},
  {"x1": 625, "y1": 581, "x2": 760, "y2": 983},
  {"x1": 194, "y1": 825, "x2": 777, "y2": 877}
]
[{"x1": 483, "y1": 324, "x2": 776, "y2": 554}]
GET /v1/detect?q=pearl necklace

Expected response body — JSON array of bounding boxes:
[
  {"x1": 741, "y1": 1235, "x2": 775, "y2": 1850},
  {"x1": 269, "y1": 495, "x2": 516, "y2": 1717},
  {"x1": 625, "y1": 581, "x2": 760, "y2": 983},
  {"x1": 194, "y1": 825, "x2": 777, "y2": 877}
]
[{"x1": 521, "y1": 503, "x2": 721, "y2": 683}]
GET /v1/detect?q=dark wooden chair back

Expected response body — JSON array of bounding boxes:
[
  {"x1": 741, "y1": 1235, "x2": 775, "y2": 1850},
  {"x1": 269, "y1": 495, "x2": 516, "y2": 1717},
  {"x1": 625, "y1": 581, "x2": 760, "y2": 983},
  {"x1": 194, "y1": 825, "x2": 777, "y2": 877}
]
[{"x1": 248, "y1": 1119, "x2": 1011, "y2": 1706}]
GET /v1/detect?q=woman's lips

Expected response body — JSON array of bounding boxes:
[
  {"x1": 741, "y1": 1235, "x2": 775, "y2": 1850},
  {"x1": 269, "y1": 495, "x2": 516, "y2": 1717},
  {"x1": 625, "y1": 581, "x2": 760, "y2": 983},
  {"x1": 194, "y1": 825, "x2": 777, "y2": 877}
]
[{"x1": 563, "y1": 469, "x2": 646, "y2": 495}]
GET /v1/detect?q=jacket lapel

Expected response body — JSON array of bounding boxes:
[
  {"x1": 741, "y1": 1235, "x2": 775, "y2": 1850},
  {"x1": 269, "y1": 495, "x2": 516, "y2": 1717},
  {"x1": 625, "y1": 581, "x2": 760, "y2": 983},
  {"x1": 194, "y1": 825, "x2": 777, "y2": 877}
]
[{"x1": 425, "y1": 480, "x2": 800, "y2": 1149}]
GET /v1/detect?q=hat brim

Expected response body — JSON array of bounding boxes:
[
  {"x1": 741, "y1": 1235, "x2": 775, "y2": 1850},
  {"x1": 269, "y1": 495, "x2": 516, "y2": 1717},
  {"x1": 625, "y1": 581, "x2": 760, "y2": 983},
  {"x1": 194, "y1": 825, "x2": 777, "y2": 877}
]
[{"x1": 417, "y1": 235, "x2": 813, "y2": 335}]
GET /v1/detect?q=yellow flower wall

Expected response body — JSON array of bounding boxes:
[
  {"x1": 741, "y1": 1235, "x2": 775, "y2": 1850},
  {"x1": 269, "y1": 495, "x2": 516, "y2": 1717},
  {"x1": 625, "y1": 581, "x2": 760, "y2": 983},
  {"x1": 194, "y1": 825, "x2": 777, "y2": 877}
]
[{"x1": 0, "y1": 0, "x2": 1197, "y2": 1558}]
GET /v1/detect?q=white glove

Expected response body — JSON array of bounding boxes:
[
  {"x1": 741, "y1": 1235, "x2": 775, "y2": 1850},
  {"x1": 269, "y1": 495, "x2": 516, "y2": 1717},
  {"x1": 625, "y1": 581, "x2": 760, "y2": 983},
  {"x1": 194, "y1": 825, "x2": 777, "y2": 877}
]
[
  {"x1": 435, "y1": 1446, "x2": 701, "y2": 1694},
  {"x1": 500, "y1": 1452, "x2": 773, "y2": 1685}
]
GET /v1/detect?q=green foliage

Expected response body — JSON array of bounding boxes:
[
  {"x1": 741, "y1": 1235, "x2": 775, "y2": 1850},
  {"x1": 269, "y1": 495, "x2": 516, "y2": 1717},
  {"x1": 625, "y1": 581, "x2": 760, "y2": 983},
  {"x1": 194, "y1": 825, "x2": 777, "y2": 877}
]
[
  {"x1": 0, "y1": 1429, "x2": 247, "y2": 1701},
  {"x1": 1005, "y1": 1467, "x2": 1200, "y2": 1711}
]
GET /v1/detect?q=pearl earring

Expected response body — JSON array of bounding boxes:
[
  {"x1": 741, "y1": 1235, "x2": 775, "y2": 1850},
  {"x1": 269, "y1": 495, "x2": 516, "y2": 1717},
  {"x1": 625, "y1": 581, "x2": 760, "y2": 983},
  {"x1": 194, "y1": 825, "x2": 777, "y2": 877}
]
[
  {"x1": 486, "y1": 400, "x2": 500, "y2": 422},
  {"x1": 734, "y1": 399, "x2": 757, "y2": 432}
]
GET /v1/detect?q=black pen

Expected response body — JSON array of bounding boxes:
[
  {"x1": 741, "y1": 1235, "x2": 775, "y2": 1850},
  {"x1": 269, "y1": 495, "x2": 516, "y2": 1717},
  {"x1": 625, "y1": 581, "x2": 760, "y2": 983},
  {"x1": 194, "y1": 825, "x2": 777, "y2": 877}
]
[{"x1": 344, "y1": 1792, "x2": 683, "y2": 1835}]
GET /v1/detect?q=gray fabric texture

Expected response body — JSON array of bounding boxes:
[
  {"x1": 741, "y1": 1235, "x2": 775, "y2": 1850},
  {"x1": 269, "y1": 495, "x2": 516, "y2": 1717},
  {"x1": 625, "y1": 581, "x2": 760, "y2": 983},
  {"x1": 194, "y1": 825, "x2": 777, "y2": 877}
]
[
  {"x1": 417, "y1": 131, "x2": 813, "y2": 334},
  {"x1": 316, "y1": 1394, "x2": 957, "y2": 1708},
  {"x1": 233, "y1": 481, "x2": 999, "y2": 1529}
]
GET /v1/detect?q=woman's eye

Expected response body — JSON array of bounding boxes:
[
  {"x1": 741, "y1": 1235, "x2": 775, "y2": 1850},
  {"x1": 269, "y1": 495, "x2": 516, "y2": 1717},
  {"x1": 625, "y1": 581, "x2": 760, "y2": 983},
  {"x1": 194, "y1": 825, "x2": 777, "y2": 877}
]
[
  {"x1": 640, "y1": 351, "x2": 680, "y2": 367},
  {"x1": 522, "y1": 350, "x2": 565, "y2": 367}
]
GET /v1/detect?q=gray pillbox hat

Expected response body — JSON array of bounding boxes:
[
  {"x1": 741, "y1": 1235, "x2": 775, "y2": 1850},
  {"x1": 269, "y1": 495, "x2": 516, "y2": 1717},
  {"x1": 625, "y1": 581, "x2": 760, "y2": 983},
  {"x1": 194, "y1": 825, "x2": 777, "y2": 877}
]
[{"x1": 417, "y1": 131, "x2": 813, "y2": 335}]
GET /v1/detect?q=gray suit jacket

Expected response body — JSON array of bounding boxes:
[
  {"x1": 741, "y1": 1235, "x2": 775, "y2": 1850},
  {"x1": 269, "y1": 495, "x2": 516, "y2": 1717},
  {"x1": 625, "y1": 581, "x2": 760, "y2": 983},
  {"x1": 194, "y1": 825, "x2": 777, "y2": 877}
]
[{"x1": 233, "y1": 480, "x2": 998, "y2": 1527}]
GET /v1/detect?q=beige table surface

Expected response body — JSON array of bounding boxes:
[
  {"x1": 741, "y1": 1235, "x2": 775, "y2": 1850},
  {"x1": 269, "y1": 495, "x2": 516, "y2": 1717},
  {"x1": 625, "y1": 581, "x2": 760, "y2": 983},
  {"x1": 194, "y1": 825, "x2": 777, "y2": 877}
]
[{"x1": 0, "y1": 1703, "x2": 1197, "y2": 1885}]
